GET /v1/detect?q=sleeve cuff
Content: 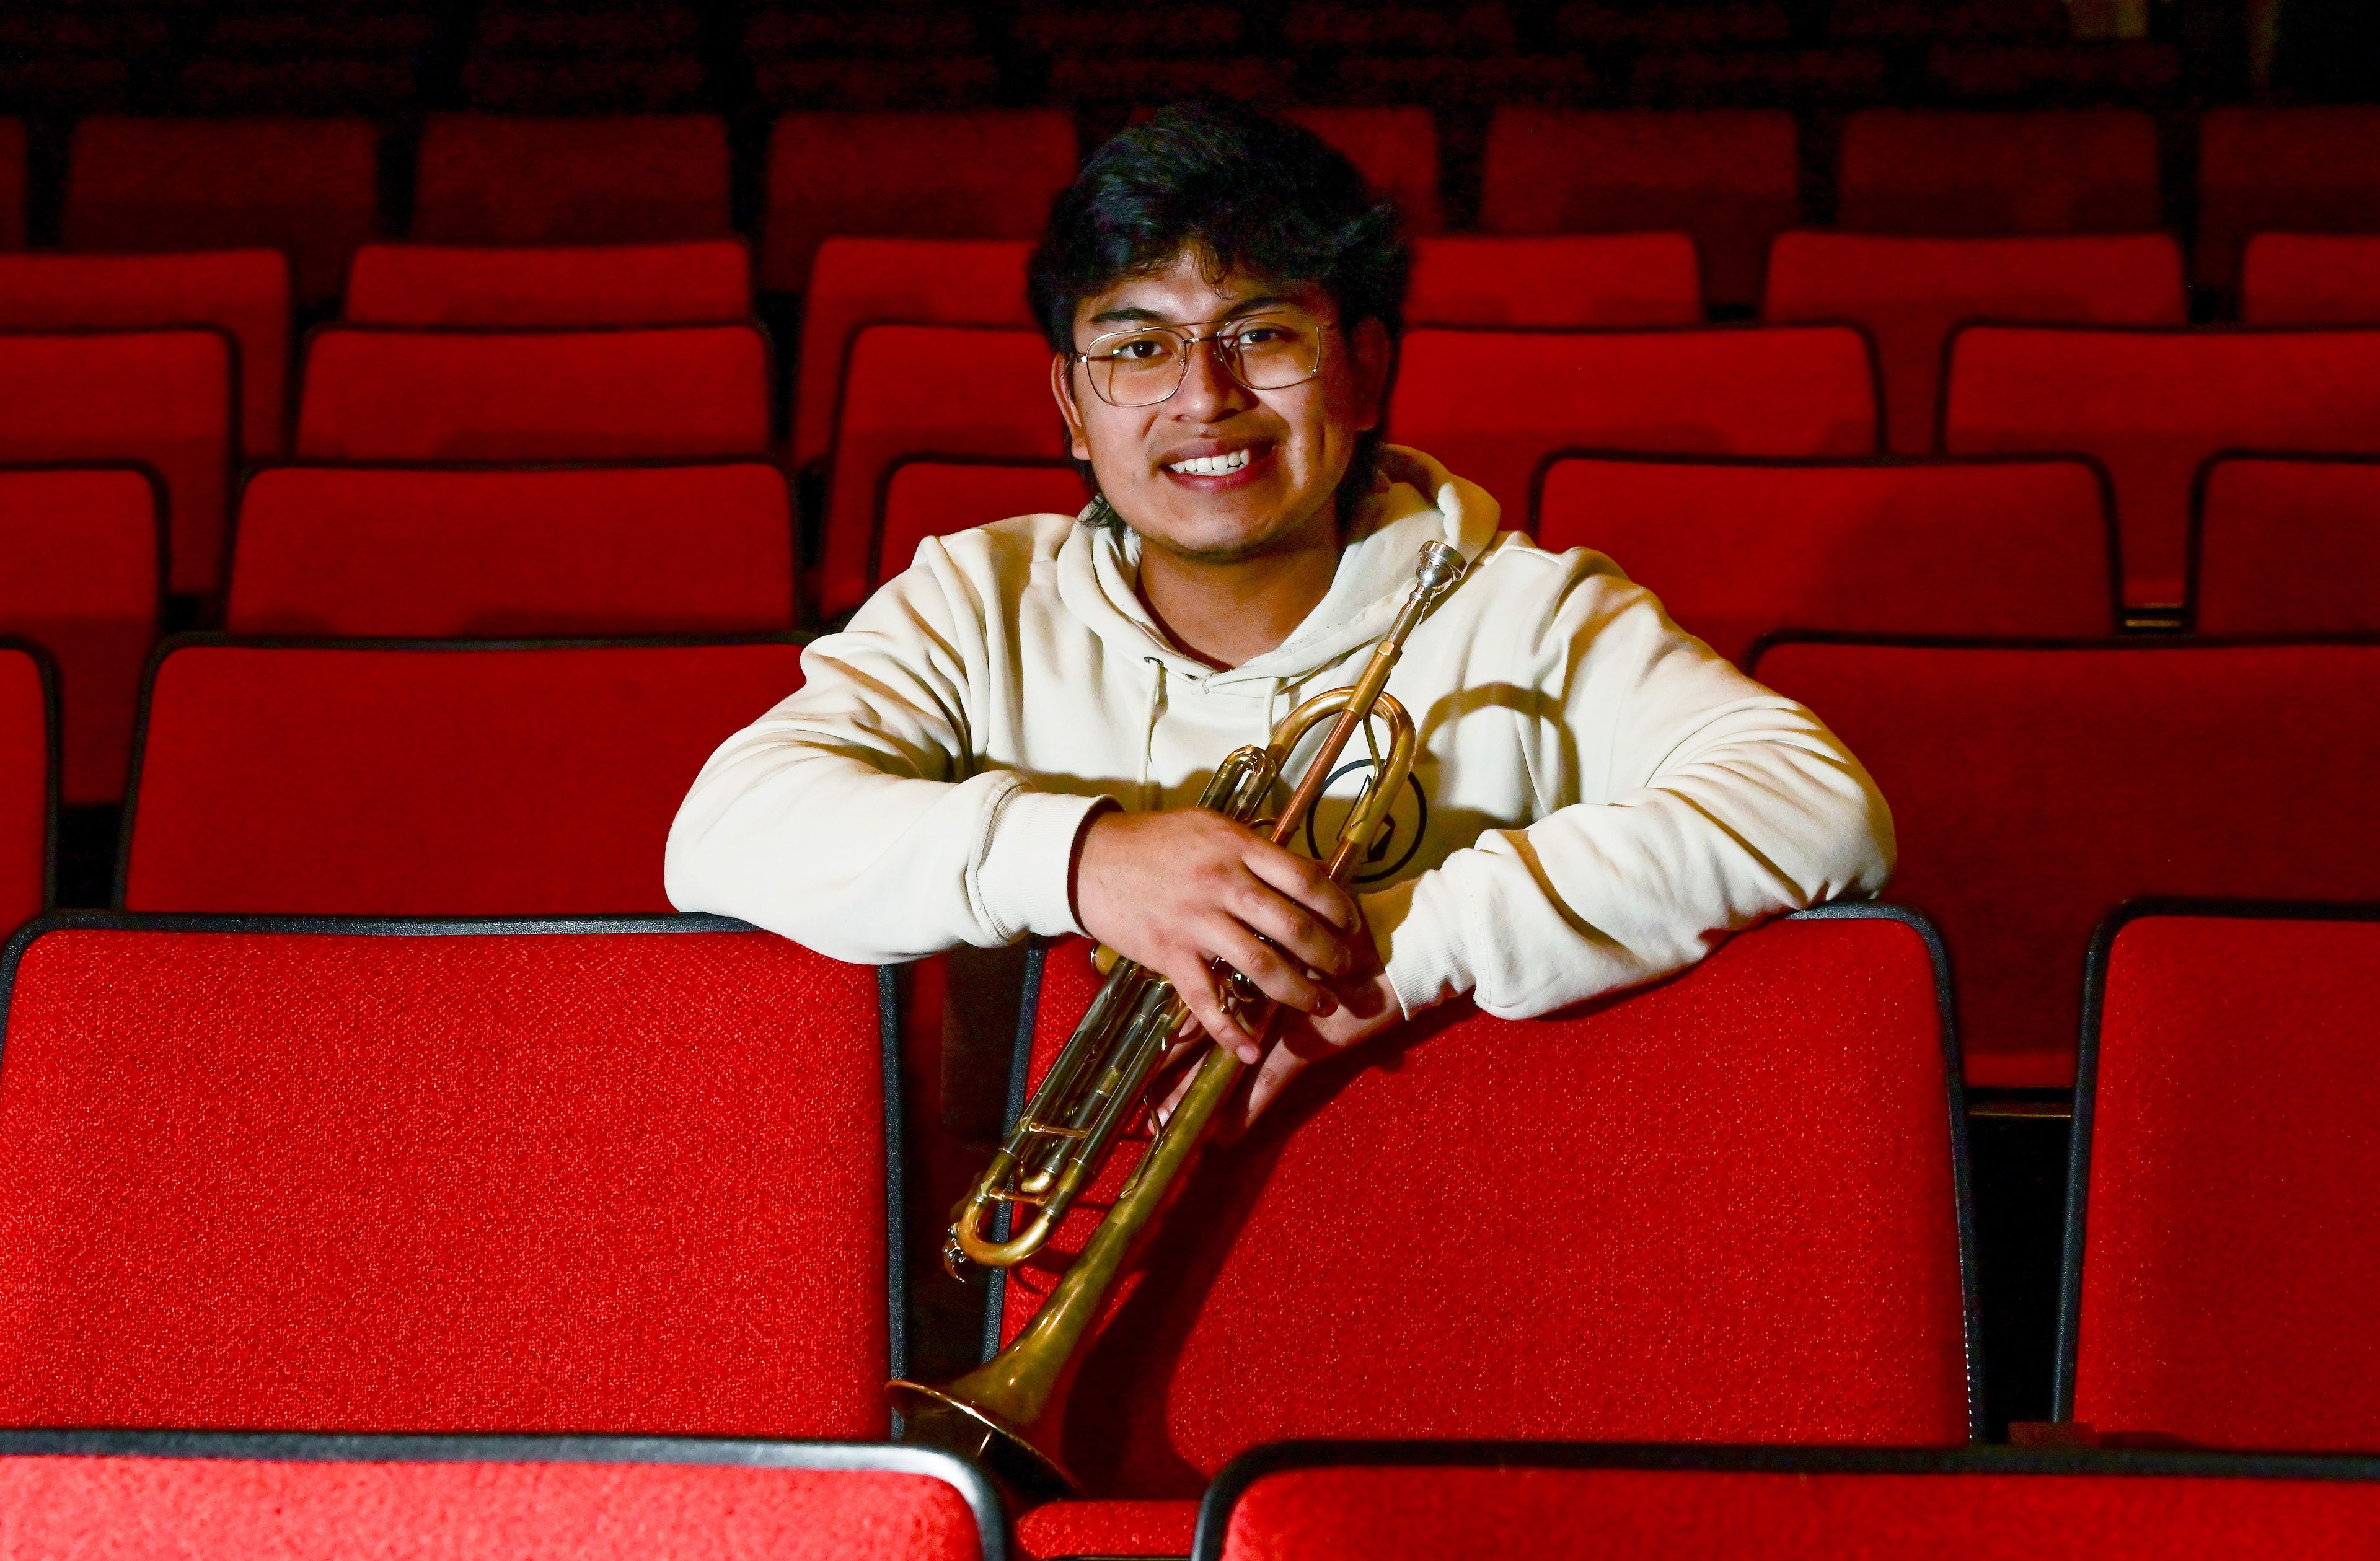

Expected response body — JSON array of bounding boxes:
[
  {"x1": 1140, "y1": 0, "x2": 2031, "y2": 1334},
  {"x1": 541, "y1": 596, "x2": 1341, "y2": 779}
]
[
  {"x1": 974, "y1": 785, "x2": 1113, "y2": 942},
  {"x1": 1362, "y1": 873, "x2": 1474, "y2": 1019}
]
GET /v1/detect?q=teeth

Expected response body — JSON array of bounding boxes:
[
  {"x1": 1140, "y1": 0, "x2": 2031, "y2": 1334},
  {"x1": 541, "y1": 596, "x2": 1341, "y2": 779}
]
[{"x1": 1168, "y1": 449, "x2": 1253, "y2": 477}]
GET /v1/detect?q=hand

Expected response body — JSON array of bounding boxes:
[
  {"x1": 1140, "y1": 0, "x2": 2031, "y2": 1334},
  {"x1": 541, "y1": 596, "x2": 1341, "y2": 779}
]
[
  {"x1": 1150, "y1": 931, "x2": 1404, "y2": 1135},
  {"x1": 1072, "y1": 806, "x2": 1362, "y2": 1062}
]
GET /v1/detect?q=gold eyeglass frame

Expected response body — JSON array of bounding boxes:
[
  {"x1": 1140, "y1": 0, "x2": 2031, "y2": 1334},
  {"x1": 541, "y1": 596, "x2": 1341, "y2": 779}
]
[{"x1": 1071, "y1": 310, "x2": 1328, "y2": 408}]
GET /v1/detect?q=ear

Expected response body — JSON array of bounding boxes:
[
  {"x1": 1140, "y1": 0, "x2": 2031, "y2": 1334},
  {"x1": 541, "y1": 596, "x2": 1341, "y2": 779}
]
[
  {"x1": 1050, "y1": 353, "x2": 1095, "y2": 462},
  {"x1": 1347, "y1": 317, "x2": 1392, "y2": 434}
]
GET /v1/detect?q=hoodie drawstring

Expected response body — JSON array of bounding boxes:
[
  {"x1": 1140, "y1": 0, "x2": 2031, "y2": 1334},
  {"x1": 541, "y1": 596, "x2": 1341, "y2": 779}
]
[{"x1": 1139, "y1": 657, "x2": 1166, "y2": 810}]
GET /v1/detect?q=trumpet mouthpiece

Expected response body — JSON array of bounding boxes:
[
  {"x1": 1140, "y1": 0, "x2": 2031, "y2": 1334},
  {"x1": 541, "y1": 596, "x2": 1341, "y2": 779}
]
[{"x1": 1414, "y1": 541, "x2": 1465, "y2": 600}]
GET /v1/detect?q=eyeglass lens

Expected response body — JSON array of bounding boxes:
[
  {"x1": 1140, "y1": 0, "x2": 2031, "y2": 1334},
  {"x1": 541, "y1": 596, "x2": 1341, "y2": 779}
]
[{"x1": 1085, "y1": 315, "x2": 1323, "y2": 407}]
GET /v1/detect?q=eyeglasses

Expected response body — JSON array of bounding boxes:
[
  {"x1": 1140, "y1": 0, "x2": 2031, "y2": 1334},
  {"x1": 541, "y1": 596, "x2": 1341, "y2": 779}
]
[{"x1": 1073, "y1": 310, "x2": 1327, "y2": 408}]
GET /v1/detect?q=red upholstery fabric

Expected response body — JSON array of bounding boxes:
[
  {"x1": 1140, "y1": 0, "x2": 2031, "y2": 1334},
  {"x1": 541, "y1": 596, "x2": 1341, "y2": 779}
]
[
  {"x1": 1406, "y1": 235, "x2": 1701, "y2": 328},
  {"x1": 1747, "y1": 643, "x2": 2380, "y2": 1086},
  {"x1": 1016, "y1": 1499, "x2": 1199, "y2": 1561},
  {"x1": 1390, "y1": 326, "x2": 1877, "y2": 527},
  {"x1": 0, "y1": 1458, "x2": 980, "y2": 1561},
  {"x1": 878, "y1": 461, "x2": 1089, "y2": 590},
  {"x1": 2075, "y1": 913, "x2": 2380, "y2": 1451},
  {"x1": 1219, "y1": 1465, "x2": 2380, "y2": 1560},
  {"x1": 1002, "y1": 917, "x2": 1971, "y2": 1497},
  {"x1": 1555, "y1": 2, "x2": 1793, "y2": 46},
  {"x1": 0, "y1": 118, "x2": 22, "y2": 250},
  {"x1": 2193, "y1": 459, "x2": 2380, "y2": 636},
  {"x1": 1478, "y1": 108, "x2": 1799, "y2": 311},
  {"x1": 412, "y1": 114, "x2": 733, "y2": 245},
  {"x1": 294, "y1": 325, "x2": 770, "y2": 464},
  {"x1": 122, "y1": 641, "x2": 804, "y2": 915},
  {"x1": 227, "y1": 465, "x2": 795, "y2": 638},
  {"x1": 791, "y1": 238, "x2": 1036, "y2": 473},
  {"x1": 345, "y1": 240, "x2": 751, "y2": 328},
  {"x1": 1943, "y1": 326, "x2": 2380, "y2": 609},
  {"x1": 819, "y1": 326, "x2": 1069, "y2": 618},
  {"x1": 0, "y1": 330, "x2": 232, "y2": 597},
  {"x1": 1537, "y1": 457, "x2": 2113, "y2": 662},
  {"x1": 1926, "y1": 40, "x2": 2182, "y2": 102},
  {"x1": 1838, "y1": 109, "x2": 2161, "y2": 236},
  {"x1": 458, "y1": 56, "x2": 709, "y2": 115},
  {"x1": 0, "y1": 470, "x2": 158, "y2": 804},
  {"x1": 1624, "y1": 45, "x2": 1892, "y2": 108},
  {"x1": 1764, "y1": 234, "x2": 2184, "y2": 454},
  {"x1": 0, "y1": 250, "x2": 291, "y2": 457},
  {"x1": 1830, "y1": 0, "x2": 2069, "y2": 42},
  {"x1": 0, "y1": 649, "x2": 42, "y2": 944},
  {"x1": 2240, "y1": 234, "x2": 2380, "y2": 327},
  {"x1": 2197, "y1": 106, "x2": 2380, "y2": 292},
  {"x1": 62, "y1": 117, "x2": 378, "y2": 307},
  {"x1": 1282, "y1": 107, "x2": 1442, "y2": 234},
  {"x1": 760, "y1": 111, "x2": 1080, "y2": 295},
  {"x1": 0, "y1": 923, "x2": 887, "y2": 1435}
]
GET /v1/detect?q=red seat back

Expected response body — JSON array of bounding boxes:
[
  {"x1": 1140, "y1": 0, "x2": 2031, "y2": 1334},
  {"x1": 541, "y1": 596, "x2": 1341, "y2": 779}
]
[
  {"x1": 1837, "y1": 109, "x2": 2162, "y2": 237},
  {"x1": 0, "y1": 330, "x2": 232, "y2": 597},
  {"x1": 0, "y1": 918, "x2": 889, "y2": 1438},
  {"x1": 1765, "y1": 234, "x2": 2184, "y2": 454},
  {"x1": 2197, "y1": 107, "x2": 2380, "y2": 293},
  {"x1": 1282, "y1": 106, "x2": 1442, "y2": 234},
  {"x1": 227, "y1": 465, "x2": 795, "y2": 638},
  {"x1": 1539, "y1": 457, "x2": 2114, "y2": 662},
  {"x1": 1390, "y1": 326, "x2": 1878, "y2": 527},
  {"x1": 818, "y1": 325, "x2": 1067, "y2": 618},
  {"x1": 345, "y1": 240, "x2": 752, "y2": 328},
  {"x1": 2068, "y1": 908, "x2": 2380, "y2": 1451},
  {"x1": 0, "y1": 469, "x2": 159, "y2": 804},
  {"x1": 0, "y1": 250, "x2": 291, "y2": 458},
  {"x1": 62, "y1": 117, "x2": 377, "y2": 307},
  {"x1": 294, "y1": 325, "x2": 771, "y2": 463},
  {"x1": 1478, "y1": 108, "x2": 1799, "y2": 312},
  {"x1": 1406, "y1": 235, "x2": 1701, "y2": 328},
  {"x1": 1747, "y1": 641, "x2": 2380, "y2": 1086},
  {"x1": 878, "y1": 459, "x2": 1088, "y2": 587},
  {"x1": 2193, "y1": 457, "x2": 2380, "y2": 636},
  {"x1": 2240, "y1": 234, "x2": 2380, "y2": 327},
  {"x1": 1943, "y1": 326, "x2": 2380, "y2": 609},
  {"x1": 0, "y1": 649, "x2": 46, "y2": 944},
  {"x1": 412, "y1": 113, "x2": 733, "y2": 245},
  {"x1": 760, "y1": 110, "x2": 1080, "y2": 296},
  {"x1": 1001, "y1": 910, "x2": 1975, "y2": 1496},
  {"x1": 122, "y1": 641, "x2": 803, "y2": 915},
  {"x1": 791, "y1": 239, "x2": 1036, "y2": 474}
]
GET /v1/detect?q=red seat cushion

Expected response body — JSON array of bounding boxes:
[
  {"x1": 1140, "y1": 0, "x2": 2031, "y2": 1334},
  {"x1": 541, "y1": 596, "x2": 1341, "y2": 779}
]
[
  {"x1": 344, "y1": 240, "x2": 751, "y2": 328},
  {"x1": 1016, "y1": 1498, "x2": 1199, "y2": 1561},
  {"x1": 412, "y1": 113, "x2": 732, "y2": 245},
  {"x1": 2197, "y1": 106, "x2": 2380, "y2": 292},
  {"x1": 2239, "y1": 234, "x2": 2380, "y2": 327},
  {"x1": 0, "y1": 649, "x2": 43, "y2": 944},
  {"x1": 1407, "y1": 235, "x2": 1701, "y2": 328},
  {"x1": 1837, "y1": 109, "x2": 2162, "y2": 237},
  {"x1": 2193, "y1": 458, "x2": 2380, "y2": 636}
]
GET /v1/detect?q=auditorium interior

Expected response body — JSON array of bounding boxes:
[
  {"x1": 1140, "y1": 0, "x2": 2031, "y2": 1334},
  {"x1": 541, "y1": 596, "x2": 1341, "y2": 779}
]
[{"x1": 0, "y1": 0, "x2": 2377, "y2": 1555}]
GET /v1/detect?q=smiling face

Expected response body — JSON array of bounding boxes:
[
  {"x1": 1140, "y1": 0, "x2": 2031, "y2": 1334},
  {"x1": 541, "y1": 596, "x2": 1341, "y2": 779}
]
[{"x1": 1052, "y1": 248, "x2": 1390, "y2": 567}]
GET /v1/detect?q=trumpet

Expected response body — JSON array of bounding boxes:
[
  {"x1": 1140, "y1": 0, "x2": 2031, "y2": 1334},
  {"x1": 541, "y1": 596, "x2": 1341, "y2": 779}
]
[{"x1": 888, "y1": 540, "x2": 1466, "y2": 1500}]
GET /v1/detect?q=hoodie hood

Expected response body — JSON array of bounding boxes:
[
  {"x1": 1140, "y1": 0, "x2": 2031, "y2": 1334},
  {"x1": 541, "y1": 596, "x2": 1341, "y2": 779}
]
[{"x1": 1053, "y1": 444, "x2": 1502, "y2": 689}]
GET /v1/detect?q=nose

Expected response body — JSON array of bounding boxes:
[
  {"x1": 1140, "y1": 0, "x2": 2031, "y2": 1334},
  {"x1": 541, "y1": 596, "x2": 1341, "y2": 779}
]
[{"x1": 1171, "y1": 333, "x2": 1252, "y2": 420}]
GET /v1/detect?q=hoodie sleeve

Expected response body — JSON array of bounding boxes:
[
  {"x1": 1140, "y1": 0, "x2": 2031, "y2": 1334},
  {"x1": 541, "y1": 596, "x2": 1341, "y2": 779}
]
[
  {"x1": 1360, "y1": 559, "x2": 1895, "y2": 1020},
  {"x1": 664, "y1": 533, "x2": 1109, "y2": 964}
]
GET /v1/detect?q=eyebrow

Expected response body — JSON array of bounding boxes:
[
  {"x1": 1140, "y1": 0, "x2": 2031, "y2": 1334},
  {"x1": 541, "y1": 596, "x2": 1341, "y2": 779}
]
[{"x1": 1087, "y1": 294, "x2": 1295, "y2": 328}]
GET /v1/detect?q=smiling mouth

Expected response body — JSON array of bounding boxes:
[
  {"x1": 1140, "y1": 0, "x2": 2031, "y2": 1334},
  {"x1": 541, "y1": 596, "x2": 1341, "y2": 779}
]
[{"x1": 1165, "y1": 448, "x2": 1254, "y2": 477}]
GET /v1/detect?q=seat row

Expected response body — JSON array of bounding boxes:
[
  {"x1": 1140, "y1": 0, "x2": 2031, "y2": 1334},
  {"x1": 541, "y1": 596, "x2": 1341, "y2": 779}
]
[
  {"x1": 7, "y1": 104, "x2": 2380, "y2": 303},
  {"x1": 0, "y1": 897, "x2": 2368, "y2": 1556}
]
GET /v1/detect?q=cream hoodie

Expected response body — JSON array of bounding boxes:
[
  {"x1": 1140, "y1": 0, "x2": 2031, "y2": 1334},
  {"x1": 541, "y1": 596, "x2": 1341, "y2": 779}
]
[{"x1": 666, "y1": 446, "x2": 1893, "y2": 1019}]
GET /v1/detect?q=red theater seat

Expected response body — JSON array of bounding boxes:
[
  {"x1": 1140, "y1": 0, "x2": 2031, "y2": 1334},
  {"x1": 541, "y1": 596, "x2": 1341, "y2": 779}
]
[
  {"x1": 1836, "y1": 109, "x2": 2163, "y2": 237},
  {"x1": 1926, "y1": 40, "x2": 2184, "y2": 102},
  {"x1": 0, "y1": 250, "x2": 291, "y2": 459},
  {"x1": 760, "y1": 110, "x2": 1080, "y2": 296},
  {"x1": 1765, "y1": 233, "x2": 2184, "y2": 454},
  {"x1": 1282, "y1": 107, "x2": 1442, "y2": 234},
  {"x1": 1746, "y1": 641, "x2": 2380, "y2": 1086},
  {"x1": 2192, "y1": 457, "x2": 2380, "y2": 637},
  {"x1": 121, "y1": 640, "x2": 803, "y2": 914},
  {"x1": 0, "y1": 330, "x2": 232, "y2": 599},
  {"x1": 1478, "y1": 108, "x2": 1799, "y2": 312},
  {"x1": 791, "y1": 238, "x2": 1037, "y2": 477},
  {"x1": 62, "y1": 117, "x2": 377, "y2": 307},
  {"x1": 2197, "y1": 107, "x2": 2380, "y2": 293},
  {"x1": 1406, "y1": 235, "x2": 1701, "y2": 328},
  {"x1": 0, "y1": 119, "x2": 23, "y2": 249},
  {"x1": 2066, "y1": 907, "x2": 2380, "y2": 1453},
  {"x1": 1942, "y1": 325, "x2": 2380, "y2": 608},
  {"x1": 1389, "y1": 326, "x2": 1878, "y2": 527},
  {"x1": 344, "y1": 240, "x2": 751, "y2": 328},
  {"x1": 413, "y1": 115, "x2": 731, "y2": 246},
  {"x1": 1626, "y1": 45, "x2": 1892, "y2": 109},
  {"x1": 818, "y1": 326, "x2": 1068, "y2": 618},
  {"x1": 1555, "y1": 2, "x2": 1793, "y2": 46},
  {"x1": 294, "y1": 325, "x2": 770, "y2": 464},
  {"x1": 1536, "y1": 456, "x2": 2115, "y2": 662},
  {"x1": 0, "y1": 648, "x2": 46, "y2": 944},
  {"x1": 0, "y1": 1436, "x2": 994, "y2": 1561},
  {"x1": 0, "y1": 470, "x2": 161, "y2": 806},
  {"x1": 1830, "y1": 0, "x2": 2068, "y2": 42},
  {"x1": 878, "y1": 459, "x2": 1088, "y2": 586},
  {"x1": 227, "y1": 465, "x2": 795, "y2": 638},
  {"x1": 1204, "y1": 1447, "x2": 2380, "y2": 1561},
  {"x1": 998, "y1": 907, "x2": 1975, "y2": 1531},
  {"x1": 2239, "y1": 234, "x2": 2380, "y2": 327},
  {"x1": 0, "y1": 917, "x2": 889, "y2": 1437}
]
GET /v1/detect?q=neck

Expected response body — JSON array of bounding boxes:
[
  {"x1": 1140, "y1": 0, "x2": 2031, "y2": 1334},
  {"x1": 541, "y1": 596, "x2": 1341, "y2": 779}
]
[{"x1": 1134, "y1": 513, "x2": 1340, "y2": 670}]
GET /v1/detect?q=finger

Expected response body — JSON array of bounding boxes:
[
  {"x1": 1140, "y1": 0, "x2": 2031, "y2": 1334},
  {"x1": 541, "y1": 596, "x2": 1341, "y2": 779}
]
[
  {"x1": 1169, "y1": 957, "x2": 1261, "y2": 1063},
  {"x1": 1243, "y1": 1042, "x2": 1311, "y2": 1127},
  {"x1": 1227, "y1": 873, "x2": 1357, "y2": 977},
  {"x1": 1240, "y1": 838, "x2": 1359, "y2": 934},
  {"x1": 1208, "y1": 920, "x2": 1328, "y2": 1020}
]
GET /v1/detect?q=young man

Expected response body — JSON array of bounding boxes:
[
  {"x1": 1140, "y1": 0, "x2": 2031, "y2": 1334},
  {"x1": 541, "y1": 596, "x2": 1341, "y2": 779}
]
[{"x1": 668, "y1": 103, "x2": 1893, "y2": 1123}]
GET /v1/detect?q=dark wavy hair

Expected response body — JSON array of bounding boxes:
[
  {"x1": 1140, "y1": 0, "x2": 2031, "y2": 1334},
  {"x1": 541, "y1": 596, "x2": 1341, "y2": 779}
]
[{"x1": 1028, "y1": 99, "x2": 1412, "y2": 534}]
